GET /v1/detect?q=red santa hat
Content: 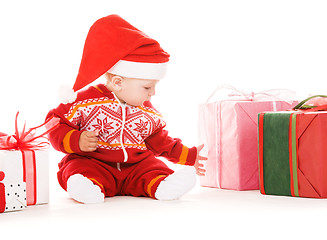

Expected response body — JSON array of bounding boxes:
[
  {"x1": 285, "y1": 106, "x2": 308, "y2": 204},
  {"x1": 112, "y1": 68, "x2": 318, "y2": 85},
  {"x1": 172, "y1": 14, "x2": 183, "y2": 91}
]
[{"x1": 60, "y1": 14, "x2": 170, "y2": 103}]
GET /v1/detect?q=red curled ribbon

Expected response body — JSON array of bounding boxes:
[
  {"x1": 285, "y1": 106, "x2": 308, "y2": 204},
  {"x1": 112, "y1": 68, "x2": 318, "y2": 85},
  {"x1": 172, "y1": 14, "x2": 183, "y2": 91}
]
[{"x1": 0, "y1": 112, "x2": 60, "y2": 151}]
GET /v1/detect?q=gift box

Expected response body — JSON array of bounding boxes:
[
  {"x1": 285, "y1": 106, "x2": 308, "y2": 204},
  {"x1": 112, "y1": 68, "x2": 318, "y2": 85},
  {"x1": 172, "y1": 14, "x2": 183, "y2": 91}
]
[
  {"x1": 199, "y1": 85, "x2": 297, "y2": 190},
  {"x1": 258, "y1": 96, "x2": 327, "y2": 198},
  {"x1": 0, "y1": 112, "x2": 59, "y2": 210},
  {"x1": 0, "y1": 150, "x2": 49, "y2": 206},
  {"x1": 0, "y1": 170, "x2": 26, "y2": 213}
]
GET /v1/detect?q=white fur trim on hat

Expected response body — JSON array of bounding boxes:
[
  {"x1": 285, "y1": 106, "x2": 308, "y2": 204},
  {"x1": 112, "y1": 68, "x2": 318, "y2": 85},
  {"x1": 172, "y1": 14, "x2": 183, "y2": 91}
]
[
  {"x1": 108, "y1": 60, "x2": 168, "y2": 80},
  {"x1": 59, "y1": 85, "x2": 78, "y2": 104}
]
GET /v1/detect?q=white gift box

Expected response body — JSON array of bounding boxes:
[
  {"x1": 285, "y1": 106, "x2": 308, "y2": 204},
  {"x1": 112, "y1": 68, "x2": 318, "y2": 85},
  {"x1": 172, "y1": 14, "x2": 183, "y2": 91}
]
[{"x1": 0, "y1": 150, "x2": 49, "y2": 206}]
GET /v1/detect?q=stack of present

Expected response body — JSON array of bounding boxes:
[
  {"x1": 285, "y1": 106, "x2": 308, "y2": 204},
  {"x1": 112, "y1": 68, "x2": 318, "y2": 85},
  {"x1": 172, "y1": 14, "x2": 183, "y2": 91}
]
[
  {"x1": 200, "y1": 87, "x2": 327, "y2": 199},
  {"x1": 0, "y1": 113, "x2": 59, "y2": 213},
  {"x1": 258, "y1": 95, "x2": 327, "y2": 198},
  {"x1": 199, "y1": 85, "x2": 297, "y2": 190}
]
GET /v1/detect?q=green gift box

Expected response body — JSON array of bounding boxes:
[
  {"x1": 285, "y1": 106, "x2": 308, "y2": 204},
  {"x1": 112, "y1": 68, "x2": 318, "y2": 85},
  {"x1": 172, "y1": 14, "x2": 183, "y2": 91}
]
[{"x1": 258, "y1": 95, "x2": 327, "y2": 198}]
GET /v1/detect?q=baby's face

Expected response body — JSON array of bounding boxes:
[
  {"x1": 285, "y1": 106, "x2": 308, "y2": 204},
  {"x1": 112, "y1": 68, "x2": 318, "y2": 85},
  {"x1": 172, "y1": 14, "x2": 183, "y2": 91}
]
[{"x1": 117, "y1": 77, "x2": 159, "y2": 106}]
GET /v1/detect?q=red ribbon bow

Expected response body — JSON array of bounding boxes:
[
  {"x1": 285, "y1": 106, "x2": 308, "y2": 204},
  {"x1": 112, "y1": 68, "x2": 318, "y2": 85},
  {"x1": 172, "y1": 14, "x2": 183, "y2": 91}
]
[{"x1": 0, "y1": 112, "x2": 59, "y2": 151}]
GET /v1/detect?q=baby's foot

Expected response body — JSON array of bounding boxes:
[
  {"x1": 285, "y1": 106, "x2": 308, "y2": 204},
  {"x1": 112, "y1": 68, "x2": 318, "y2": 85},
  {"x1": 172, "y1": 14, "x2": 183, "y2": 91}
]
[
  {"x1": 67, "y1": 174, "x2": 105, "y2": 204},
  {"x1": 155, "y1": 167, "x2": 196, "y2": 200}
]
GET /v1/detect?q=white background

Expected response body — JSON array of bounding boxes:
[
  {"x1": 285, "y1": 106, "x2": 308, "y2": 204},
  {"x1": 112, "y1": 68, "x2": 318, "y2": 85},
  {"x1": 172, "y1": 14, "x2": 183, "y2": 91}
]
[
  {"x1": 1, "y1": 0, "x2": 327, "y2": 238},
  {"x1": 1, "y1": 0, "x2": 326, "y2": 142}
]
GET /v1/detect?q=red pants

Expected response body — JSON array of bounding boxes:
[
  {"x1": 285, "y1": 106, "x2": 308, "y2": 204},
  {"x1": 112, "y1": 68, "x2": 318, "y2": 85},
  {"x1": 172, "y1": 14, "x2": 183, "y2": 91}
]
[{"x1": 57, "y1": 155, "x2": 174, "y2": 199}]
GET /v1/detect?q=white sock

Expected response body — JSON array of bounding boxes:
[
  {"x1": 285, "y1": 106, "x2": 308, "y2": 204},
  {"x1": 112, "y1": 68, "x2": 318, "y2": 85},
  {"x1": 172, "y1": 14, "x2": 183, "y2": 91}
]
[
  {"x1": 155, "y1": 167, "x2": 196, "y2": 201},
  {"x1": 66, "y1": 174, "x2": 105, "y2": 204}
]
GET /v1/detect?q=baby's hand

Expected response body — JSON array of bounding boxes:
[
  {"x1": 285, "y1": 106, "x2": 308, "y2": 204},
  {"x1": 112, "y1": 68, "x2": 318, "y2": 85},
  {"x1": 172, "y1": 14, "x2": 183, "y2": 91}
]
[
  {"x1": 79, "y1": 130, "x2": 100, "y2": 152},
  {"x1": 194, "y1": 144, "x2": 208, "y2": 176}
]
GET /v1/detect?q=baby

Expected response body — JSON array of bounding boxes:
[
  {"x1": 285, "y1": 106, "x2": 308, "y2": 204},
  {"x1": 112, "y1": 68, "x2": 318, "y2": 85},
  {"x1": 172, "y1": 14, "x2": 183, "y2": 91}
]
[{"x1": 46, "y1": 14, "x2": 206, "y2": 204}]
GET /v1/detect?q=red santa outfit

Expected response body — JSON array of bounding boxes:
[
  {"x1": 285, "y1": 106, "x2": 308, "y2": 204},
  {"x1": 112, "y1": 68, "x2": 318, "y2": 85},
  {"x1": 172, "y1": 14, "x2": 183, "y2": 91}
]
[
  {"x1": 47, "y1": 15, "x2": 197, "y2": 202},
  {"x1": 47, "y1": 84, "x2": 197, "y2": 198}
]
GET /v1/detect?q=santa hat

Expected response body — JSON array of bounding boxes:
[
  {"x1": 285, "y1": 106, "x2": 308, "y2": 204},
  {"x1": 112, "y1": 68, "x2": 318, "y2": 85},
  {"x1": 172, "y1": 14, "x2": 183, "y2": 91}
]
[{"x1": 60, "y1": 14, "x2": 170, "y2": 104}]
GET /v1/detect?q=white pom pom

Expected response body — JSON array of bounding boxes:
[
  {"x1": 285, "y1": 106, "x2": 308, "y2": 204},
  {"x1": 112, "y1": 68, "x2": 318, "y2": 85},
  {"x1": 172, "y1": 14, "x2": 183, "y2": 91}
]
[{"x1": 59, "y1": 85, "x2": 78, "y2": 104}]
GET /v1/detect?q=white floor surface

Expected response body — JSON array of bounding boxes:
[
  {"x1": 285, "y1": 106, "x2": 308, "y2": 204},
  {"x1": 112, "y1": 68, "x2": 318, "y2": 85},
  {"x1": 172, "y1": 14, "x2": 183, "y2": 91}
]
[{"x1": 1, "y1": 151, "x2": 327, "y2": 239}]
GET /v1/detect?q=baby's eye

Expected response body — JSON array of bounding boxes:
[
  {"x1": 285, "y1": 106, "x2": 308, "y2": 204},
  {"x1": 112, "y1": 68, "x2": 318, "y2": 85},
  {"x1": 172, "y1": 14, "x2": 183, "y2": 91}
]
[{"x1": 144, "y1": 87, "x2": 150, "y2": 90}]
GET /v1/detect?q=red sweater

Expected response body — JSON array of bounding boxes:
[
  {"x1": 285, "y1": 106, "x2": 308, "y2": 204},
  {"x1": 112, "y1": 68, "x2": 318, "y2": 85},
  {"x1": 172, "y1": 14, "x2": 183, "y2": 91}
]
[{"x1": 46, "y1": 84, "x2": 197, "y2": 166}]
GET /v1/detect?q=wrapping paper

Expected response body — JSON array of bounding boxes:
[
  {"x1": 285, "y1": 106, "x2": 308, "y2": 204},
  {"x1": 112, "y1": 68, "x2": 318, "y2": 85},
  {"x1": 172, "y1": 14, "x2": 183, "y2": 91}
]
[
  {"x1": 199, "y1": 85, "x2": 297, "y2": 190},
  {"x1": 0, "y1": 170, "x2": 26, "y2": 213},
  {"x1": 0, "y1": 150, "x2": 49, "y2": 206},
  {"x1": 259, "y1": 110, "x2": 327, "y2": 198}
]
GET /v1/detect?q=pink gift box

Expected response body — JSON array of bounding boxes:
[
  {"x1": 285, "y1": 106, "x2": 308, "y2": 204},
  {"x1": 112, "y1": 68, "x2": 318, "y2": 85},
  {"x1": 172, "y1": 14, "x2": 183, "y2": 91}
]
[{"x1": 199, "y1": 86, "x2": 297, "y2": 190}]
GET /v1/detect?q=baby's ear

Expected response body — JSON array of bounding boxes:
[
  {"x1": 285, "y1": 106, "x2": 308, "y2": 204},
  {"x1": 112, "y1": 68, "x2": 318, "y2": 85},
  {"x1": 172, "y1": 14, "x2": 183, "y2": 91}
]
[{"x1": 111, "y1": 75, "x2": 124, "y2": 90}]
